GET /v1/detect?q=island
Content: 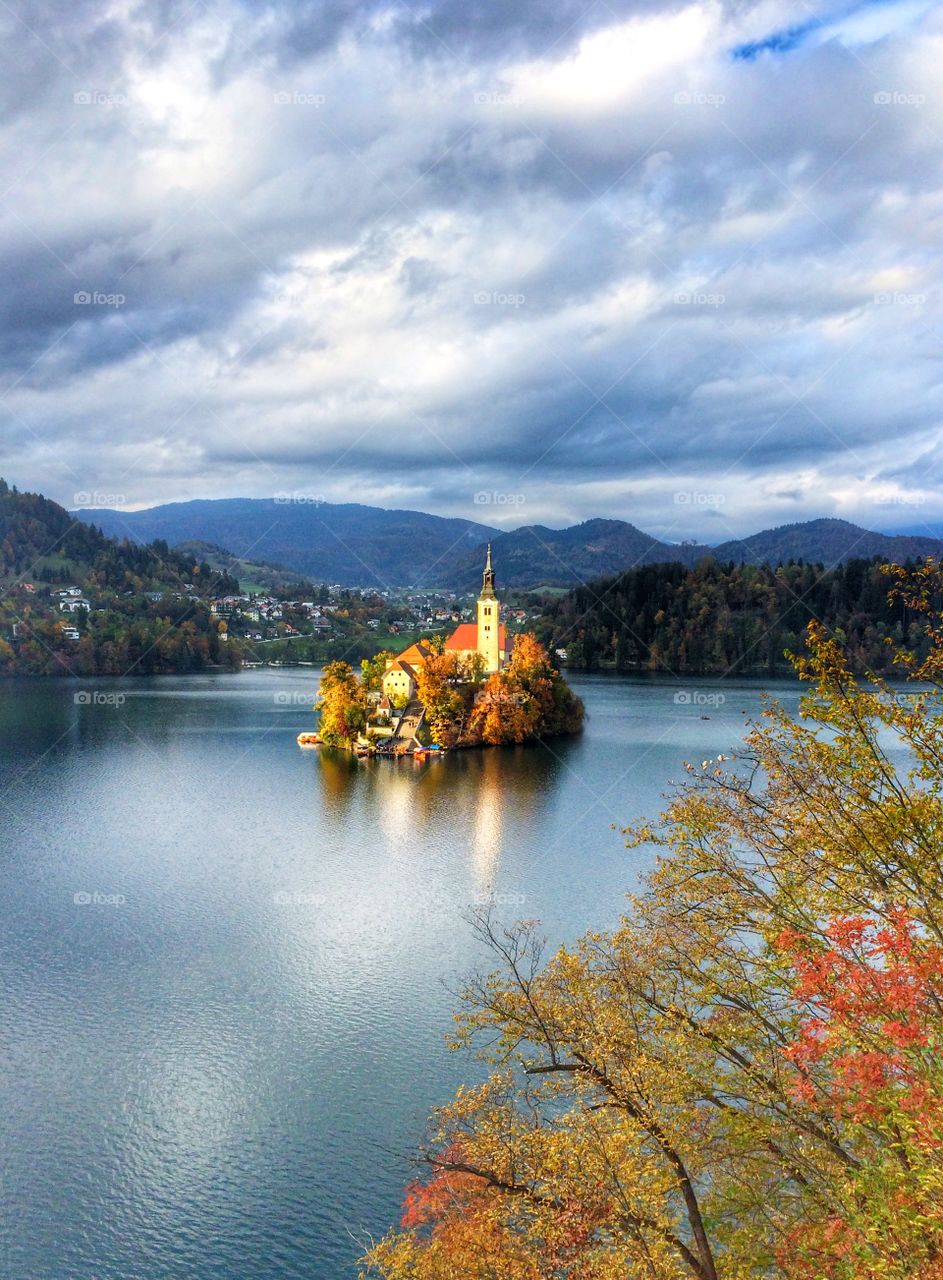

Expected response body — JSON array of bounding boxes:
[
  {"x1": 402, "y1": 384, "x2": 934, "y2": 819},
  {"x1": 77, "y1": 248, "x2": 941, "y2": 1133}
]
[{"x1": 309, "y1": 547, "x2": 584, "y2": 754}]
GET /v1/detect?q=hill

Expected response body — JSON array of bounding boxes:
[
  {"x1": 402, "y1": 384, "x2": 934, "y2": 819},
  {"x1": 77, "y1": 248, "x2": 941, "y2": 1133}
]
[
  {"x1": 74, "y1": 498, "x2": 497, "y2": 588},
  {"x1": 0, "y1": 480, "x2": 242, "y2": 675},
  {"x1": 535, "y1": 557, "x2": 927, "y2": 676},
  {"x1": 446, "y1": 518, "x2": 708, "y2": 590},
  {"x1": 711, "y1": 518, "x2": 943, "y2": 568},
  {"x1": 71, "y1": 498, "x2": 943, "y2": 590},
  {"x1": 171, "y1": 540, "x2": 313, "y2": 593}
]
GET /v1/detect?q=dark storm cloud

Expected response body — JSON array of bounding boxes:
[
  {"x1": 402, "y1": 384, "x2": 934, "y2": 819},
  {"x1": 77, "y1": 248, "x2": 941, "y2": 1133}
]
[{"x1": 1, "y1": 0, "x2": 941, "y2": 536}]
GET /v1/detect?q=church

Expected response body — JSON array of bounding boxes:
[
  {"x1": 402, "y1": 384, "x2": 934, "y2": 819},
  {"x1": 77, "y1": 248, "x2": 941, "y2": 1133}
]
[{"x1": 381, "y1": 545, "x2": 512, "y2": 703}]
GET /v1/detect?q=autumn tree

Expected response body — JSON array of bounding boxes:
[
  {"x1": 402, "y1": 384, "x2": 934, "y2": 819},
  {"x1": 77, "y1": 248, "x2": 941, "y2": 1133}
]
[
  {"x1": 363, "y1": 564, "x2": 943, "y2": 1280},
  {"x1": 462, "y1": 634, "x2": 583, "y2": 746},
  {"x1": 361, "y1": 649, "x2": 396, "y2": 694},
  {"x1": 415, "y1": 649, "x2": 467, "y2": 748},
  {"x1": 316, "y1": 660, "x2": 367, "y2": 746}
]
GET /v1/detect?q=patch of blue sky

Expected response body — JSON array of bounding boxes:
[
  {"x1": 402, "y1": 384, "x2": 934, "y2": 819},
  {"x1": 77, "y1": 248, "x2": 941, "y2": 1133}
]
[{"x1": 732, "y1": 0, "x2": 935, "y2": 61}]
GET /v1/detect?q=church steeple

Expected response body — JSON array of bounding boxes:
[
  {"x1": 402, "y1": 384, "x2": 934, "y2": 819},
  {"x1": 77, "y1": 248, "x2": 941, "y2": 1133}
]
[
  {"x1": 476, "y1": 544, "x2": 500, "y2": 673},
  {"x1": 480, "y1": 543, "x2": 496, "y2": 599}
]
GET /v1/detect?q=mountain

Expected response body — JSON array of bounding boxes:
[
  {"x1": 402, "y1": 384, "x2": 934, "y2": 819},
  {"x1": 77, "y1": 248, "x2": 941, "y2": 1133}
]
[
  {"x1": 711, "y1": 518, "x2": 943, "y2": 568},
  {"x1": 74, "y1": 498, "x2": 497, "y2": 588},
  {"x1": 448, "y1": 517, "x2": 943, "y2": 591},
  {"x1": 72, "y1": 498, "x2": 943, "y2": 591},
  {"x1": 448, "y1": 519, "x2": 708, "y2": 590},
  {"x1": 892, "y1": 522, "x2": 943, "y2": 541}
]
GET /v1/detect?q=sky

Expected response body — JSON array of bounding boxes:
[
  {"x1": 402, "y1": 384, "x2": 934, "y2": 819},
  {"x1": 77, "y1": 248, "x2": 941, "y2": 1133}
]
[{"x1": 1, "y1": 0, "x2": 942, "y2": 541}]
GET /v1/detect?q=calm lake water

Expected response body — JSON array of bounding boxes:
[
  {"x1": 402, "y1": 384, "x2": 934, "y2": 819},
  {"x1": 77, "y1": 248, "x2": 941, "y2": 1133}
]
[{"x1": 0, "y1": 669, "x2": 805, "y2": 1280}]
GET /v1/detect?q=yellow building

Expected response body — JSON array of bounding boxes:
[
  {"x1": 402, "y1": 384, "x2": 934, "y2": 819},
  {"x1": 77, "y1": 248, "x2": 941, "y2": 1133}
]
[
  {"x1": 381, "y1": 641, "x2": 433, "y2": 703},
  {"x1": 380, "y1": 547, "x2": 510, "y2": 703}
]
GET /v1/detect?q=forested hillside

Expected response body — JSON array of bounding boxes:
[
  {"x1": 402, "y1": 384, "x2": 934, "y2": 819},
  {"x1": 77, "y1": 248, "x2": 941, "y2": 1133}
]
[
  {"x1": 0, "y1": 480, "x2": 243, "y2": 675},
  {"x1": 537, "y1": 557, "x2": 931, "y2": 675}
]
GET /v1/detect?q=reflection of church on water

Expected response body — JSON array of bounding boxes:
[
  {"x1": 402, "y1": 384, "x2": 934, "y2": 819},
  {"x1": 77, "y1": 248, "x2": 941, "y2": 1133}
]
[{"x1": 313, "y1": 731, "x2": 579, "y2": 892}]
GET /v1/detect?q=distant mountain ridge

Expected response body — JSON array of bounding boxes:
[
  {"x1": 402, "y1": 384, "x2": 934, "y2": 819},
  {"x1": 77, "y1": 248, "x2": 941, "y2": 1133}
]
[
  {"x1": 711, "y1": 518, "x2": 943, "y2": 569},
  {"x1": 448, "y1": 519, "x2": 710, "y2": 589},
  {"x1": 72, "y1": 498, "x2": 943, "y2": 589},
  {"x1": 74, "y1": 498, "x2": 498, "y2": 588}
]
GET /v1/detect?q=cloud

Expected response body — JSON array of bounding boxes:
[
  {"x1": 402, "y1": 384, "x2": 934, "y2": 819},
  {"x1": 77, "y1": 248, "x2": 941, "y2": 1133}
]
[{"x1": 1, "y1": 0, "x2": 943, "y2": 540}]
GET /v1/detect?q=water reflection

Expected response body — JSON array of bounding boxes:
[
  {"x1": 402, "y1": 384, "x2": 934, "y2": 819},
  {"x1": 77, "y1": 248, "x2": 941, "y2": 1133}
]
[
  {"x1": 308, "y1": 738, "x2": 580, "y2": 893},
  {"x1": 316, "y1": 748, "x2": 362, "y2": 816}
]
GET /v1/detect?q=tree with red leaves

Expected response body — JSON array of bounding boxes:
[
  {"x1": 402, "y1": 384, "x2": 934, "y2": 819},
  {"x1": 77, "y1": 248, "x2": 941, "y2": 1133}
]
[{"x1": 363, "y1": 565, "x2": 943, "y2": 1280}]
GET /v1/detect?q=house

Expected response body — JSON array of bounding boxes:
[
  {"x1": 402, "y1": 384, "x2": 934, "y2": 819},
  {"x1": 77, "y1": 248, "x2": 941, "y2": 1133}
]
[
  {"x1": 383, "y1": 659, "x2": 420, "y2": 703},
  {"x1": 59, "y1": 598, "x2": 90, "y2": 613}
]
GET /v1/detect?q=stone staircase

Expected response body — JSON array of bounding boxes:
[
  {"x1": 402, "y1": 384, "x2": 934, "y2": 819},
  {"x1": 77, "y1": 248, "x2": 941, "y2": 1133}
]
[{"x1": 390, "y1": 698, "x2": 425, "y2": 748}]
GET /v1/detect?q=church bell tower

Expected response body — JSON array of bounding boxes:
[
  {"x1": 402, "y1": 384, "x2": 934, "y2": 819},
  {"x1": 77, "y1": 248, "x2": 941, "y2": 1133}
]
[{"x1": 476, "y1": 544, "x2": 501, "y2": 674}]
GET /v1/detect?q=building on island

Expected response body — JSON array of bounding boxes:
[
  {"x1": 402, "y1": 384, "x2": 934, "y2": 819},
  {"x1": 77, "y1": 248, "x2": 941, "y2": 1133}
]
[
  {"x1": 381, "y1": 546, "x2": 511, "y2": 703},
  {"x1": 381, "y1": 641, "x2": 434, "y2": 703}
]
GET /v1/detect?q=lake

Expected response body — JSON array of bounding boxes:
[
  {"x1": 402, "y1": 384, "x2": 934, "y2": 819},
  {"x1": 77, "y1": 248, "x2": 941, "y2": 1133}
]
[{"x1": 0, "y1": 669, "x2": 805, "y2": 1279}]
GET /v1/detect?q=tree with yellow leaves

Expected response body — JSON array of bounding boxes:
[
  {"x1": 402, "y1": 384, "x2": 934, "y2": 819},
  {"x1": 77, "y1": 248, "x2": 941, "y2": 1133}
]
[
  {"x1": 316, "y1": 660, "x2": 367, "y2": 747},
  {"x1": 363, "y1": 563, "x2": 943, "y2": 1280}
]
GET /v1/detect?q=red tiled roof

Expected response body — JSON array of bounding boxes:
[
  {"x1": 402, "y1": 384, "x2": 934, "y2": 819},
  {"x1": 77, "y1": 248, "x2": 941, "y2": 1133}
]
[
  {"x1": 392, "y1": 641, "x2": 433, "y2": 667},
  {"x1": 445, "y1": 623, "x2": 510, "y2": 651},
  {"x1": 444, "y1": 623, "x2": 477, "y2": 650}
]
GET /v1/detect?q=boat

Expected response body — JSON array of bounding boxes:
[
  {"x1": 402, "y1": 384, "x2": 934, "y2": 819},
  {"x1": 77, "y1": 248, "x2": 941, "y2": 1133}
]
[{"x1": 296, "y1": 732, "x2": 321, "y2": 747}]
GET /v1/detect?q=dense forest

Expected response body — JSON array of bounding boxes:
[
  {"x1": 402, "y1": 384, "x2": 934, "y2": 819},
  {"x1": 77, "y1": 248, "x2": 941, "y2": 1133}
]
[
  {"x1": 536, "y1": 557, "x2": 935, "y2": 675},
  {"x1": 0, "y1": 479, "x2": 243, "y2": 676}
]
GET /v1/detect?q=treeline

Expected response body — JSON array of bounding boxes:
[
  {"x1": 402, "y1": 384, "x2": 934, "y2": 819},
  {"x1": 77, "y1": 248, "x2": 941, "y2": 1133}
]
[
  {"x1": 1, "y1": 602, "x2": 244, "y2": 676},
  {"x1": 537, "y1": 557, "x2": 932, "y2": 674}
]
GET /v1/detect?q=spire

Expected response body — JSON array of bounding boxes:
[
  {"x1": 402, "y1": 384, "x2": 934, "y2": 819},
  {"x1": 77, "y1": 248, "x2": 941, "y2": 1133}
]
[{"x1": 480, "y1": 542, "x2": 496, "y2": 598}]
